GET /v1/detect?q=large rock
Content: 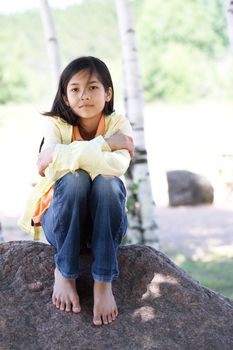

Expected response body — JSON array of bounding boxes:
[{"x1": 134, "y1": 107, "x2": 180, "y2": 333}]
[
  {"x1": 167, "y1": 170, "x2": 214, "y2": 206},
  {"x1": 0, "y1": 241, "x2": 232, "y2": 350}
]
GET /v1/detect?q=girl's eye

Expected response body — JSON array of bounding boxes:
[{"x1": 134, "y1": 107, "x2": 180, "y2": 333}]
[
  {"x1": 90, "y1": 86, "x2": 98, "y2": 90},
  {"x1": 71, "y1": 88, "x2": 79, "y2": 92}
]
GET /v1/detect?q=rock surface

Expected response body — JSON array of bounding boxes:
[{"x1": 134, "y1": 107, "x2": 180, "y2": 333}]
[
  {"x1": 0, "y1": 241, "x2": 232, "y2": 350},
  {"x1": 167, "y1": 170, "x2": 214, "y2": 206}
]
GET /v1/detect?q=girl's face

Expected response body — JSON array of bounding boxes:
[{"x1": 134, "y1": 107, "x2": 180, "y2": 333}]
[{"x1": 64, "y1": 69, "x2": 112, "y2": 122}]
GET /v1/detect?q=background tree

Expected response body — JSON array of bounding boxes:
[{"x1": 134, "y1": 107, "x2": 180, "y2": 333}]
[
  {"x1": 115, "y1": 0, "x2": 159, "y2": 248},
  {"x1": 39, "y1": 0, "x2": 61, "y2": 87},
  {"x1": 0, "y1": 0, "x2": 230, "y2": 105}
]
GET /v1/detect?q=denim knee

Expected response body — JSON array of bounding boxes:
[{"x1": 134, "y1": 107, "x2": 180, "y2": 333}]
[
  {"x1": 91, "y1": 175, "x2": 126, "y2": 204},
  {"x1": 55, "y1": 169, "x2": 91, "y2": 201}
]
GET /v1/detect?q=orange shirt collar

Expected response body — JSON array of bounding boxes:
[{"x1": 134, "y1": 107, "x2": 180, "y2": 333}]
[{"x1": 72, "y1": 115, "x2": 105, "y2": 141}]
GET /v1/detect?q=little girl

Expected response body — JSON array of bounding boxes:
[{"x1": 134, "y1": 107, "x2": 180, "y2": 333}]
[{"x1": 19, "y1": 56, "x2": 134, "y2": 327}]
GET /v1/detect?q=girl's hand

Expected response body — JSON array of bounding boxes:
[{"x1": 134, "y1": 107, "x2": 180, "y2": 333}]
[
  {"x1": 105, "y1": 131, "x2": 134, "y2": 159},
  {"x1": 37, "y1": 145, "x2": 56, "y2": 177}
]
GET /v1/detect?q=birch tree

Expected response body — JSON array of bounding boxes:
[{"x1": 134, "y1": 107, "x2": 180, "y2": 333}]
[
  {"x1": 115, "y1": 0, "x2": 159, "y2": 248},
  {"x1": 39, "y1": 0, "x2": 61, "y2": 87}
]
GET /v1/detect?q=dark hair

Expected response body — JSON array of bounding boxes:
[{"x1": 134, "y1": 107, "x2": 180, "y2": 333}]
[{"x1": 43, "y1": 56, "x2": 115, "y2": 125}]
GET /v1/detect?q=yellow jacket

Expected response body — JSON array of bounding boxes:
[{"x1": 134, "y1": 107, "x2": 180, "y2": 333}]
[{"x1": 18, "y1": 113, "x2": 133, "y2": 240}]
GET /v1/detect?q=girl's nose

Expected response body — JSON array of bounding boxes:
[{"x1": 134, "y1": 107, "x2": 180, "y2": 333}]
[{"x1": 81, "y1": 89, "x2": 90, "y2": 100}]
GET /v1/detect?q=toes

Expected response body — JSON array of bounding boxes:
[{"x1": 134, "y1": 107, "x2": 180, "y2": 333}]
[
  {"x1": 53, "y1": 295, "x2": 80, "y2": 313},
  {"x1": 72, "y1": 301, "x2": 81, "y2": 313},
  {"x1": 55, "y1": 299, "x2": 60, "y2": 309},
  {"x1": 93, "y1": 314, "x2": 102, "y2": 326},
  {"x1": 102, "y1": 314, "x2": 108, "y2": 325},
  {"x1": 65, "y1": 301, "x2": 71, "y2": 312},
  {"x1": 107, "y1": 314, "x2": 113, "y2": 323},
  {"x1": 71, "y1": 298, "x2": 81, "y2": 313},
  {"x1": 111, "y1": 308, "x2": 118, "y2": 321},
  {"x1": 52, "y1": 295, "x2": 56, "y2": 306},
  {"x1": 115, "y1": 307, "x2": 119, "y2": 317},
  {"x1": 60, "y1": 300, "x2": 65, "y2": 311}
]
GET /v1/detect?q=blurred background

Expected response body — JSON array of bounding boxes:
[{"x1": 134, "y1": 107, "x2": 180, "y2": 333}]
[{"x1": 0, "y1": 0, "x2": 232, "y2": 299}]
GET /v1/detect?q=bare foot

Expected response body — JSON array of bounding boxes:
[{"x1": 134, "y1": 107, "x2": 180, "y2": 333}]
[
  {"x1": 52, "y1": 268, "x2": 81, "y2": 313},
  {"x1": 93, "y1": 281, "x2": 118, "y2": 326}
]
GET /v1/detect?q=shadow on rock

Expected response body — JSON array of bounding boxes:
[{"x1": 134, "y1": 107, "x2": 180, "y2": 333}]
[{"x1": 0, "y1": 241, "x2": 232, "y2": 350}]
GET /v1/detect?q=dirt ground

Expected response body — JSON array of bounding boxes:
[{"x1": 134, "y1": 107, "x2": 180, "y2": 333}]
[
  {"x1": 157, "y1": 204, "x2": 233, "y2": 260},
  {"x1": 1, "y1": 203, "x2": 233, "y2": 262}
]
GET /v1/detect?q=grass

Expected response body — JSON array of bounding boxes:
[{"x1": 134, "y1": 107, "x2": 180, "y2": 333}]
[{"x1": 166, "y1": 250, "x2": 233, "y2": 300}]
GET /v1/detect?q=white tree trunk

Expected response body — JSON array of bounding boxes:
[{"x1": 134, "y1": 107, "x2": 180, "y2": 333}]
[
  {"x1": 115, "y1": 0, "x2": 159, "y2": 248},
  {"x1": 39, "y1": 0, "x2": 61, "y2": 87}
]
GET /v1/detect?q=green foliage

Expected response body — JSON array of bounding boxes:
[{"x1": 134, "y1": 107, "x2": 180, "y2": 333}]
[
  {"x1": 0, "y1": 11, "x2": 49, "y2": 104},
  {"x1": 126, "y1": 180, "x2": 141, "y2": 214},
  {"x1": 135, "y1": 0, "x2": 230, "y2": 102},
  {"x1": 55, "y1": 0, "x2": 119, "y2": 61},
  {"x1": 0, "y1": 0, "x2": 231, "y2": 104},
  {"x1": 142, "y1": 44, "x2": 216, "y2": 102},
  {"x1": 0, "y1": 32, "x2": 27, "y2": 103},
  {"x1": 0, "y1": 1, "x2": 122, "y2": 104}
]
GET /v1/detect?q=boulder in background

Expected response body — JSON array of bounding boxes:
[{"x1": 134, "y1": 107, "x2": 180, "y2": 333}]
[{"x1": 167, "y1": 170, "x2": 214, "y2": 206}]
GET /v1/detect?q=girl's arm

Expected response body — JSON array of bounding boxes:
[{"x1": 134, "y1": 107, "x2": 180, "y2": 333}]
[
  {"x1": 37, "y1": 131, "x2": 133, "y2": 177},
  {"x1": 37, "y1": 118, "x2": 62, "y2": 177},
  {"x1": 37, "y1": 146, "x2": 56, "y2": 177},
  {"x1": 38, "y1": 115, "x2": 134, "y2": 181},
  {"x1": 105, "y1": 131, "x2": 134, "y2": 159},
  {"x1": 44, "y1": 134, "x2": 132, "y2": 181}
]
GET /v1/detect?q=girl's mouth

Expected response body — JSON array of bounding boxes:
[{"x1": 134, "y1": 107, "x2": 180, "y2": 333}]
[{"x1": 79, "y1": 104, "x2": 94, "y2": 108}]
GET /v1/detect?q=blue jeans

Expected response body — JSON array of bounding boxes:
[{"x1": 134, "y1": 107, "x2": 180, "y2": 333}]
[{"x1": 41, "y1": 169, "x2": 127, "y2": 282}]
